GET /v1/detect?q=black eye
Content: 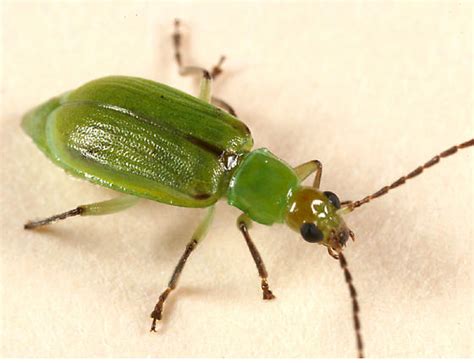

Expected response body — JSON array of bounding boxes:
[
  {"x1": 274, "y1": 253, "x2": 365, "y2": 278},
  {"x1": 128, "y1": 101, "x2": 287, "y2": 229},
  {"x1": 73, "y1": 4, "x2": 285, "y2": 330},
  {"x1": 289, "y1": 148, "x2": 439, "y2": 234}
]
[
  {"x1": 324, "y1": 191, "x2": 341, "y2": 209},
  {"x1": 300, "y1": 223, "x2": 324, "y2": 243}
]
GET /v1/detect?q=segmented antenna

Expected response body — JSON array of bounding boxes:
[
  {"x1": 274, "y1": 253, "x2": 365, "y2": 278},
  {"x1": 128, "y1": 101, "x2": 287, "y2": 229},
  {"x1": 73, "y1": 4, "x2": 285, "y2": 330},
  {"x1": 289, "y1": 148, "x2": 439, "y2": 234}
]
[
  {"x1": 348, "y1": 138, "x2": 474, "y2": 211},
  {"x1": 339, "y1": 252, "x2": 364, "y2": 358}
]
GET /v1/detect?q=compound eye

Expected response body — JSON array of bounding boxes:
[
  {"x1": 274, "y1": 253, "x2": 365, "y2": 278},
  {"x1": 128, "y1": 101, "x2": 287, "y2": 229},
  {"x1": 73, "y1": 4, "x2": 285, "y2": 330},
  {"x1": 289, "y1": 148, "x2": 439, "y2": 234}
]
[
  {"x1": 300, "y1": 222, "x2": 324, "y2": 243},
  {"x1": 324, "y1": 191, "x2": 341, "y2": 209}
]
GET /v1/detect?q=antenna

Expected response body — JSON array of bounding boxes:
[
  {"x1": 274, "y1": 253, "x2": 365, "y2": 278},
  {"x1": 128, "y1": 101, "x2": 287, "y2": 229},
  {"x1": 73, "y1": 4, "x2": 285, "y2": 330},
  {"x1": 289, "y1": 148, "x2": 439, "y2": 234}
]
[
  {"x1": 339, "y1": 252, "x2": 364, "y2": 358},
  {"x1": 347, "y1": 138, "x2": 473, "y2": 211}
]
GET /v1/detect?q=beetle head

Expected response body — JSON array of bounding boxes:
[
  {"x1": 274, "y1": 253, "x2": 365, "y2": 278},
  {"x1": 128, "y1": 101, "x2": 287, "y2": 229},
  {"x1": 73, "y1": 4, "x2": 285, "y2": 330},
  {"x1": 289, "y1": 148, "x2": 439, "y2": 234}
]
[{"x1": 285, "y1": 187, "x2": 354, "y2": 257}]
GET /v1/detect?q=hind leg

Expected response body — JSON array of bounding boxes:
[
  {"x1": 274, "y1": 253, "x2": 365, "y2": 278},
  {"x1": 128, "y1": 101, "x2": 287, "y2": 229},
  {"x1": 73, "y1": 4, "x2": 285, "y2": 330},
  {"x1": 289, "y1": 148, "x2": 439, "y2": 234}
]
[{"x1": 24, "y1": 195, "x2": 140, "y2": 229}]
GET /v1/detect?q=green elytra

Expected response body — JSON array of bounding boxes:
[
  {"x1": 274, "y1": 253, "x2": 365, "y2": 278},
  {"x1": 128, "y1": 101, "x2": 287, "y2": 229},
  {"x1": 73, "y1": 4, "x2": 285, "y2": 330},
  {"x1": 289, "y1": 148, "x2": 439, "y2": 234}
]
[{"x1": 22, "y1": 20, "x2": 474, "y2": 358}]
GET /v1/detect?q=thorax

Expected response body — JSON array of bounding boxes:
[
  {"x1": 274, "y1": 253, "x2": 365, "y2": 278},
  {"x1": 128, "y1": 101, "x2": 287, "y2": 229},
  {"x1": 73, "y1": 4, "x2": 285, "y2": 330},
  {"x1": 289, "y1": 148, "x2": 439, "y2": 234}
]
[{"x1": 226, "y1": 148, "x2": 300, "y2": 225}]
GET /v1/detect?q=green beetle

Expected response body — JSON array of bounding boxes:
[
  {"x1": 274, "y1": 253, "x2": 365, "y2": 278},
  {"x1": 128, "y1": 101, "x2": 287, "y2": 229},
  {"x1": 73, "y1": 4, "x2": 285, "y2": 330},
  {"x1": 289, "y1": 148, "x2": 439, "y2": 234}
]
[{"x1": 22, "y1": 21, "x2": 473, "y2": 358}]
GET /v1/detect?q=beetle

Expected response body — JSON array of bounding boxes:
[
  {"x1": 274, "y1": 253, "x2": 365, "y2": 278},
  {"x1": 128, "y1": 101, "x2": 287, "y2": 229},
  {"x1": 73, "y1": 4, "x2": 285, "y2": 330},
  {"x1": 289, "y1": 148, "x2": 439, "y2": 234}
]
[{"x1": 22, "y1": 20, "x2": 473, "y2": 358}]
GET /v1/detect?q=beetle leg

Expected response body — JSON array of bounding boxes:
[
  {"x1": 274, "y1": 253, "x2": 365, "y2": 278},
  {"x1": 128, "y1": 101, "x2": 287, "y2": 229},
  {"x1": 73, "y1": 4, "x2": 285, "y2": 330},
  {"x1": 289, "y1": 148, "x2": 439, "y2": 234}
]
[
  {"x1": 150, "y1": 205, "x2": 215, "y2": 332},
  {"x1": 211, "y1": 97, "x2": 237, "y2": 117},
  {"x1": 172, "y1": 20, "x2": 212, "y2": 102},
  {"x1": 172, "y1": 20, "x2": 236, "y2": 113},
  {"x1": 24, "y1": 195, "x2": 139, "y2": 230},
  {"x1": 173, "y1": 20, "x2": 225, "y2": 79},
  {"x1": 173, "y1": 19, "x2": 204, "y2": 77},
  {"x1": 237, "y1": 214, "x2": 276, "y2": 300},
  {"x1": 198, "y1": 72, "x2": 212, "y2": 102},
  {"x1": 293, "y1": 160, "x2": 323, "y2": 188},
  {"x1": 210, "y1": 55, "x2": 226, "y2": 79}
]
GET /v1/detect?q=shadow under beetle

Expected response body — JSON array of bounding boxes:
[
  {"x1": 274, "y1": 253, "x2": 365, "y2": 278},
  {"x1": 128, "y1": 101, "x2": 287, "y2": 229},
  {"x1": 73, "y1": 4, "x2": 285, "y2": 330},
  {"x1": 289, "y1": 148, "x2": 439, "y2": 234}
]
[{"x1": 22, "y1": 20, "x2": 473, "y2": 358}]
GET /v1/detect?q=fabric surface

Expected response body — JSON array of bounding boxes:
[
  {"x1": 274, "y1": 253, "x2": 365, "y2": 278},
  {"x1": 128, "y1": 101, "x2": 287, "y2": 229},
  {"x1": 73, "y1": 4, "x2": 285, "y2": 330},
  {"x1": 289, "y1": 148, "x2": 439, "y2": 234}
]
[{"x1": 1, "y1": 1, "x2": 472, "y2": 358}]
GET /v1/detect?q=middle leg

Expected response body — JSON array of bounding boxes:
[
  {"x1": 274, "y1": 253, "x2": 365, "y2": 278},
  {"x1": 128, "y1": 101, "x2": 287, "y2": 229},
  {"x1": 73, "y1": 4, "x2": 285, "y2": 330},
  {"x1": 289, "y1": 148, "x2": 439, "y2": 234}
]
[
  {"x1": 237, "y1": 214, "x2": 275, "y2": 300},
  {"x1": 150, "y1": 205, "x2": 215, "y2": 331}
]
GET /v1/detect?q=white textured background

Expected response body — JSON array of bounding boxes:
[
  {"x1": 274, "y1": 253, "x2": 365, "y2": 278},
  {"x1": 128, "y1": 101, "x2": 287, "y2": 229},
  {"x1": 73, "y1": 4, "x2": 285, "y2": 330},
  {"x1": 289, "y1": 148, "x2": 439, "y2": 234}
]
[{"x1": 1, "y1": 0, "x2": 473, "y2": 358}]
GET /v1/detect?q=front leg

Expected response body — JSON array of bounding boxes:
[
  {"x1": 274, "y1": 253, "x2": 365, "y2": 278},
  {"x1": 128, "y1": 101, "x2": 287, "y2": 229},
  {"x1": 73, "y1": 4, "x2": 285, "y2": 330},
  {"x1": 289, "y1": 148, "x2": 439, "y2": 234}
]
[
  {"x1": 237, "y1": 214, "x2": 275, "y2": 300},
  {"x1": 293, "y1": 160, "x2": 323, "y2": 188}
]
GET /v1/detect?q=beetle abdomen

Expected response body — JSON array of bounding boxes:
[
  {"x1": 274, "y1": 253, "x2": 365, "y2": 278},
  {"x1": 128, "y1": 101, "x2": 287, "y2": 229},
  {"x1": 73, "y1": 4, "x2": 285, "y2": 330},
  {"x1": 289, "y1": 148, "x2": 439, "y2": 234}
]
[{"x1": 22, "y1": 76, "x2": 253, "y2": 207}]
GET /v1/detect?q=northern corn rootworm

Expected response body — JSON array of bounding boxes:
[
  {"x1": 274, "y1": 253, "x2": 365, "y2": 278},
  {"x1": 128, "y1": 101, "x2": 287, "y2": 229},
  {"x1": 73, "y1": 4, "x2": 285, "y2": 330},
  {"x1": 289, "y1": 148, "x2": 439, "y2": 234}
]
[{"x1": 22, "y1": 20, "x2": 473, "y2": 358}]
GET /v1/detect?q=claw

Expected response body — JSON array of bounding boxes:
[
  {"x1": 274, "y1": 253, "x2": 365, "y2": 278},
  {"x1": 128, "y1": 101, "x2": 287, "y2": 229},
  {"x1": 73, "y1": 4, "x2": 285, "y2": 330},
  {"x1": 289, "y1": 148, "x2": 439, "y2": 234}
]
[
  {"x1": 150, "y1": 320, "x2": 157, "y2": 332},
  {"x1": 262, "y1": 279, "x2": 276, "y2": 300},
  {"x1": 150, "y1": 309, "x2": 162, "y2": 332}
]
